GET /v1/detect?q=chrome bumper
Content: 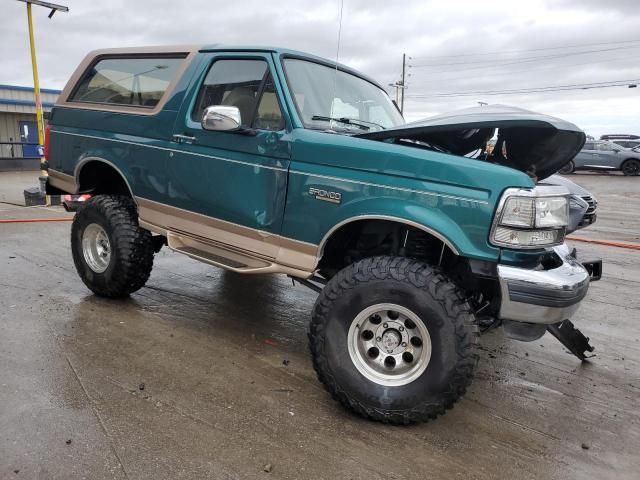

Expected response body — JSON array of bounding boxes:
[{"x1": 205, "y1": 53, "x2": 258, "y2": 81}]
[{"x1": 497, "y1": 244, "x2": 590, "y2": 325}]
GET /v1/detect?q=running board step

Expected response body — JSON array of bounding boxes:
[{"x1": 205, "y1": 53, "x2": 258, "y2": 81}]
[{"x1": 167, "y1": 231, "x2": 272, "y2": 273}]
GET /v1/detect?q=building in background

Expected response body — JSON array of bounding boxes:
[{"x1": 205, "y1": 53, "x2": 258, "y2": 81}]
[{"x1": 0, "y1": 84, "x2": 60, "y2": 171}]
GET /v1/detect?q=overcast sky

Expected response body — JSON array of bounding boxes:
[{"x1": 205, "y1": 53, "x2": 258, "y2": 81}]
[{"x1": 1, "y1": 0, "x2": 638, "y2": 137}]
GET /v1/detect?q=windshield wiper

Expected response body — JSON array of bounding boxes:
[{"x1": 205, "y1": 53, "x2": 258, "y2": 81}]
[{"x1": 311, "y1": 115, "x2": 385, "y2": 131}]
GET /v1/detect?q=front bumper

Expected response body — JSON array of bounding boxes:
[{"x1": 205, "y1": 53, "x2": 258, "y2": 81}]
[{"x1": 497, "y1": 244, "x2": 592, "y2": 325}]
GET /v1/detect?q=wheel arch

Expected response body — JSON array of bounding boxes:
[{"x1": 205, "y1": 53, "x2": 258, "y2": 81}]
[
  {"x1": 318, "y1": 214, "x2": 460, "y2": 260},
  {"x1": 74, "y1": 157, "x2": 135, "y2": 199}
]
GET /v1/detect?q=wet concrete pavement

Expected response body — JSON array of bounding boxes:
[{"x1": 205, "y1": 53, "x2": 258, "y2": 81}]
[{"x1": 1, "y1": 173, "x2": 639, "y2": 479}]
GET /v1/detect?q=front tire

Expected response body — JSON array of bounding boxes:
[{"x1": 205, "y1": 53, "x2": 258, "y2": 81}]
[
  {"x1": 621, "y1": 159, "x2": 640, "y2": 176},
  {"x1": 309, "y1": 256, "x2": 478, "y2": 424},
  {"x1": 71, "y1": 195, "x2": 154, "y2": 298}
]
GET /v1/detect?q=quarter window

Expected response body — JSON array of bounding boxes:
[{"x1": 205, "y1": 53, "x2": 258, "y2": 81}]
[
  {"x1": 191, "y1": 59, "x2": 284, "y2": 130},
  {"x1": 70, "y1": 56, "x2": 185, "y2": 107}
]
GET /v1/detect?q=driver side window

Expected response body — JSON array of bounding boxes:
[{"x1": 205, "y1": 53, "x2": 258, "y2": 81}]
[{"x1": 191, "y1": 59, "x2": 284, "y2": 131}]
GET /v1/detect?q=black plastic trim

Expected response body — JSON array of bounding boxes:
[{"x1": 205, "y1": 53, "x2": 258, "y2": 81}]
[{"x1": 507, "y1": 280, "x2": 589, "y2": 308}]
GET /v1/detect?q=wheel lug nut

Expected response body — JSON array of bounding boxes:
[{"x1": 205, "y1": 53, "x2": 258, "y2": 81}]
[
  {"x1": 382, "y1": 322, "x2": 388, "y2": 328},
  {"x1": 376, "y1": 336, "x2": 382, "y2": 342},
  {"x1": 399, "y1": 326, "x2": 404, "y2": 332},
  {"x1": 401, "y1": 342, "x2": 407, "y2": 347}
]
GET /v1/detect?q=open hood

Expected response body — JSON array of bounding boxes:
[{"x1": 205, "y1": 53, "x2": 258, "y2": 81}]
[{"x1": 357, "y1": 105, "x2": 586, "y2": 180}]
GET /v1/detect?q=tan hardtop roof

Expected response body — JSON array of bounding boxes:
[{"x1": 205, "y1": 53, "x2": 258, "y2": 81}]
[{"x1": 82, "y1": 45, "x2": 201, "y2": 57}]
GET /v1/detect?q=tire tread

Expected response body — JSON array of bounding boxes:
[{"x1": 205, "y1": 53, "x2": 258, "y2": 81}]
[
  {"x1": 309, "y1": 256, "x2": 479, "y2": 425},
  {"x1": 71, "y1": 195, "x2": 154, "y2": 298}
]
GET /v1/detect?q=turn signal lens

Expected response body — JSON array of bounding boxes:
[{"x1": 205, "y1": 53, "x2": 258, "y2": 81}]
[{"x1": 493, "y1": 227, "x2": 562, "y2": 247}]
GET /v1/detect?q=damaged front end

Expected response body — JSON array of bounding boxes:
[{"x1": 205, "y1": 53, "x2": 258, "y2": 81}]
[{"x1": 358, "y1": 105, "x2": 600, "y2": 360}]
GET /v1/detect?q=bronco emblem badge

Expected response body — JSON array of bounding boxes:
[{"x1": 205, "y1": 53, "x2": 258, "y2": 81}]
[{"x1": 309, "y1": 187, "x2": 342, "y2": 204}]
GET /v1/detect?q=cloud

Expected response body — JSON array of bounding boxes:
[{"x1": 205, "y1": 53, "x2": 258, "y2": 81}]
[{"x1": 1, "y1": 0, "x2": 638, "y2": 137}]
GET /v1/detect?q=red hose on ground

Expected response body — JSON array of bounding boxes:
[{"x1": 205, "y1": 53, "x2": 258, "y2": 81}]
[
  {"x1": 567, "y1": 235, "x2": 640, "y2": 251},
  {"x1": 0, "y1": 218, "x2": 73, "y2": 223}
]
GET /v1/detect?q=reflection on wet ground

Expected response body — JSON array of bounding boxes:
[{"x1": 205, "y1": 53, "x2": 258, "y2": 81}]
[{"x1": 1, "y1": 173, "x2": 639, "y2": 479}]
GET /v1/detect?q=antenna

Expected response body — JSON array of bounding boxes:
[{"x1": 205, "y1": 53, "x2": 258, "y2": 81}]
[{"x1": 328, "y1": 0, "x2": 345, "y2": 122}]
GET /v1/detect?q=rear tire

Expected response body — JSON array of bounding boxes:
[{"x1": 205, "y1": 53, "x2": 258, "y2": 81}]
[
  {"x1": 71, "y1": 195, "x2": 154, "y2": 298},
  {"x1": 621, "y1": 159, "x2": 640, "y2": 176},
  {"x1": 309, "y1": 256, "x2": 478, "y2": 424},
  {"x1": 558, "y1": 160, "x2": 575, "y2": 174}
]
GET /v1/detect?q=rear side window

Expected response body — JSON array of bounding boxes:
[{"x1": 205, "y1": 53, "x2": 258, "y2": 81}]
[
  {"x1": 596, "y1": 142, "x2": 615, "y2": 151},
  {"x1": 70, "y1": 56, "x2": 185, "y2": 107},
  {"x1": 583, "y1": 142, "x2": 595, "y2": 150}
]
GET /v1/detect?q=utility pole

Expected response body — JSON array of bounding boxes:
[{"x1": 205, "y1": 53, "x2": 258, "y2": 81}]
[
  {"x1": 400, "y1": 53, "x2": 406, "y2": 114},
  {"x1": 389, "y1": 53, "x2": 409, "y2": 115},
  {"x1": 16, "y1": 0, "x2": 68, "y2": 197}
]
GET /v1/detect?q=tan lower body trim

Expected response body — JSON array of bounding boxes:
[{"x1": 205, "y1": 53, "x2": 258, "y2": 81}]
[
  {"x1": 48, "y1": 169, "x2": 77, "y2": 194},
  {"x1": 135, "y1": 197, "x2": 318, "y2": 275}
]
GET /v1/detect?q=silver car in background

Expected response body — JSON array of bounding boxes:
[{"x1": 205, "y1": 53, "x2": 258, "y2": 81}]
[
  {"x1": 560, "y1": 140, "x2": 640, "y2": 176},
  {"x1": 542, "y1": 174, "x2": 597, "y2": 232}
]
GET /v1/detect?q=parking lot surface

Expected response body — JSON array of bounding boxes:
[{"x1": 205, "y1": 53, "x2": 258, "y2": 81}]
[{"x1": 1, "y1": 173, "x2": 639, "y2": 479}]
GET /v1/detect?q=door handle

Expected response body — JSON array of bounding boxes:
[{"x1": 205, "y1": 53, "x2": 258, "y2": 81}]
[{"x1": 172, "y1": 133, "x2": 196, "y2": 144}]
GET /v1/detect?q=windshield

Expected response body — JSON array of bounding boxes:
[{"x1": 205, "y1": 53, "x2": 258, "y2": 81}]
[{"x1": 283, "y1": 58, "x2": 405, "y2": 132}]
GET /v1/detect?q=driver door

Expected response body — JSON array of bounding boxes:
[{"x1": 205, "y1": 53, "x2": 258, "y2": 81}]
[{"x1": 162, "y1": 53, "x2": 291, "y2": 258}]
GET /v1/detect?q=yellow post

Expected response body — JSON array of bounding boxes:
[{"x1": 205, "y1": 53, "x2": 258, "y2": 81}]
[{"x1": 25, "y1": 2, "x2": 48, "y2": 197}]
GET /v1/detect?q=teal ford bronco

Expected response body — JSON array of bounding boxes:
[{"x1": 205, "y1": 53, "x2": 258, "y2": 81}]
[{"x1": 46, "y1": 45, "x2": 601, "y2": 424}]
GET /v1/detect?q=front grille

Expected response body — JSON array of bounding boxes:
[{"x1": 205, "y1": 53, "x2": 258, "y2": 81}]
[{"x1": 581, "y1": 195, "x2": 597, "y2": 215}]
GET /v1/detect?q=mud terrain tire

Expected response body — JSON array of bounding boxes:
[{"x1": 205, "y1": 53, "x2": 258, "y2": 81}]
[
  {"x1": 309, "y1": 256, "x2": 478, "y2": 424},
  {"x1": 71, "y1": 195, "x2": 154, "y2": 298}
]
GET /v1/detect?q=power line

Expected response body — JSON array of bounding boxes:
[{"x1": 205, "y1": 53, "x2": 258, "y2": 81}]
[
  {"x1": 410, "y1": 44, "x2": 640, "y2": 70},
  {"x1": 407, "y1": 82, "x2": 636, "y2": 98},
  {"x1": 410, "y1": 53, "x2": 639, "y2": 83},
  {"x1": 411, "y1": 38, "x2": 640, "y2": 60},
  {"x1": 405, "y1": 79, "x2": 640, "y2": 98}
]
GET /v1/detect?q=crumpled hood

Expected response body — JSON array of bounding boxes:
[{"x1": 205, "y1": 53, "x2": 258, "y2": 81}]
[{"x1": 356, "y1": 104, "x2": 586, "y2": 180}]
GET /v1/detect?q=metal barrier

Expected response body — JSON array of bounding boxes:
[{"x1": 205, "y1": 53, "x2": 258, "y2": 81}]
[{"x1": 0, "y1": 142, "x2": 41, "y2": 159}]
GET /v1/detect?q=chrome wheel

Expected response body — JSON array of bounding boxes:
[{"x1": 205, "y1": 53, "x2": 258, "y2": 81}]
[
  {"x1": 82, "y1": 223, "x2": 111, "y2": 273},
  {"x1": 347, "y1": 303, "x2": 432, "y2": 386}
]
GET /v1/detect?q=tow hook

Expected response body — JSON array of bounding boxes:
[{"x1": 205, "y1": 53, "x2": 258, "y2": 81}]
[
  {"x1": 581, "y1": 259, "x2": 602, "y2": 281},
  {"x1": 547, "y1": 319, "x2": 595, "y2": 361},
  {"x1": 569, "y1": 247, "x2": 602, "y2": 281}
]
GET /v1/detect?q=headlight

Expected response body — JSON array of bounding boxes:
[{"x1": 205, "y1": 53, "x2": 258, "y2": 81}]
[
  {"x1": 535, "y1": 197, "x2": 568, "y2": 227},
  {"x1": 490, "y1": 186, "x2": 569, "y2": 249}
]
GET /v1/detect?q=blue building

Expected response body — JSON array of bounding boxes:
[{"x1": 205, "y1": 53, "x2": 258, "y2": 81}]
[{"x1": 0, "y1": 84, "x2": 60, "y2": 170}]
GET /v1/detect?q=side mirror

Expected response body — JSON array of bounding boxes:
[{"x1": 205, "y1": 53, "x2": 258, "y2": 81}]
[{"x1": 202, "y1": 105, "x2": 242, "y2": 131}]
